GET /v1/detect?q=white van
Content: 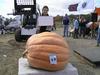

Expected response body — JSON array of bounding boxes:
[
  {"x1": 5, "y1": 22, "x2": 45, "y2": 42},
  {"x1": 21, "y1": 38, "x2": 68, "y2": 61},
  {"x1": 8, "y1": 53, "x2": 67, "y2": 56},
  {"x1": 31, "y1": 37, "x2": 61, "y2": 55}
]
[{"x1": 5, "y1": 20, "x2": 21, "y2": 32}]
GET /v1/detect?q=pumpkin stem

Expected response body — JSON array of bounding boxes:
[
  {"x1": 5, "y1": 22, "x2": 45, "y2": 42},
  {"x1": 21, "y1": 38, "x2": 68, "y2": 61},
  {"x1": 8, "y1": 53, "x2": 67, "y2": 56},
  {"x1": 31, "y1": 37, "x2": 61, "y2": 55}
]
[{"x1": 23, "y1": 49, "x2": 28, "y2": 57}]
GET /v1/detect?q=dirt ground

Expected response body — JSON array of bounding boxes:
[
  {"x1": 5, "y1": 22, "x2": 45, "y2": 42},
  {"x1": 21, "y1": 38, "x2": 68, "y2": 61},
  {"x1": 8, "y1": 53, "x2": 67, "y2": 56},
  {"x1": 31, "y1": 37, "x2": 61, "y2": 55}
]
[
  {"x1": 0, "y1": 28, "x2": 100, "y2": 75},
  {"x1": 0, "y1": 34, "x2": 25, "y2": 75}
]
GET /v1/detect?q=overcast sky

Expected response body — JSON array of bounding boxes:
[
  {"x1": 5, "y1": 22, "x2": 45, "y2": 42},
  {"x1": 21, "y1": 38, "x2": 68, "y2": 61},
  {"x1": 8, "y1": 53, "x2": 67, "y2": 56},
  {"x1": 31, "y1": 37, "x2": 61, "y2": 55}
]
[{"x1": 0, "y1": 0, "x2": 100, "y2": 18}]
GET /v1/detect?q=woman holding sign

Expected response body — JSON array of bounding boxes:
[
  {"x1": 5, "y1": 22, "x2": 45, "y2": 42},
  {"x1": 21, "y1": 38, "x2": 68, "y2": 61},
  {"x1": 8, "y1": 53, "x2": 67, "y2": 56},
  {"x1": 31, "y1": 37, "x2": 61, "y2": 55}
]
[{"x1": 39, "y1": 6, "x2": 49, "y2": 33}]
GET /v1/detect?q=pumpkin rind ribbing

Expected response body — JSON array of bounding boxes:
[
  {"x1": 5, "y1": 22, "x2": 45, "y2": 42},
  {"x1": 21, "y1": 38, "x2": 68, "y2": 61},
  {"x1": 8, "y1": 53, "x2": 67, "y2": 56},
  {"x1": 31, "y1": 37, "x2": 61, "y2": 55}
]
[{"x1": 24, "y1": 32, "x2": 70, "y2": 71}]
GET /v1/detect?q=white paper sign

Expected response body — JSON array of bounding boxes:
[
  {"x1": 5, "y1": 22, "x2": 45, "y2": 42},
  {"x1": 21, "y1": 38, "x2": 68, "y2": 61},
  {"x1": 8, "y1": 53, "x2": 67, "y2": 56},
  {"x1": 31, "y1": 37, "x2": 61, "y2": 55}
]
[
  {"x1": 37, "y1": 16, "x2": 53, "y2": 26},
  {"x1": 49, "y1": 54, "x2": 57, "y2": 64}
]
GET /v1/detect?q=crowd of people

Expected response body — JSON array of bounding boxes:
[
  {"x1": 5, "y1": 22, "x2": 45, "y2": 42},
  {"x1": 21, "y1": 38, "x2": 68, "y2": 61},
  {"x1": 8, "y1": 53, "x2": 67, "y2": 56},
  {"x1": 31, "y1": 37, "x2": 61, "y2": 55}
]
[
  {"x1": 62, "y1": 14, "x2": 100, "y2": 46},
  {"x1": 63, "y1": 14, "x2": 97, "y2": 38},
  {"x1": 39, "y1": 5, "x2": 100, "y2": 46}
]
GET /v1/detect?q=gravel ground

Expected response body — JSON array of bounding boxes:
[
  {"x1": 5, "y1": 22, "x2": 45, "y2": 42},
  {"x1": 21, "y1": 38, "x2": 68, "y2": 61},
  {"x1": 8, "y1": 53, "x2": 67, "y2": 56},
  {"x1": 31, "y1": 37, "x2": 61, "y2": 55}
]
[
  {"x1": 0, "y1": 34, "x2": 25, "y2": 75},
  {"x1": 0, "y1": 28, "x2": 100, "y2": 75}
]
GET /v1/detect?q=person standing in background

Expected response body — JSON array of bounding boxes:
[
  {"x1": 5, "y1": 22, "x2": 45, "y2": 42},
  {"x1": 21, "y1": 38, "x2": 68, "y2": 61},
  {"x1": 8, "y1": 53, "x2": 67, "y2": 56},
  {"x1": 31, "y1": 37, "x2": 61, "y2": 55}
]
[
  {"x1": 79, "y1": 17, "x2": 86, "y2": 38},
  {"x1": 62, "y1": 14, "x2": 69, "y2": 37},
  {"x1": 73, "y1": 17, "x2": 79, "y2": 39},
  {"x1": 97, "y1": 19, "x2": 100, "y2": 46}
]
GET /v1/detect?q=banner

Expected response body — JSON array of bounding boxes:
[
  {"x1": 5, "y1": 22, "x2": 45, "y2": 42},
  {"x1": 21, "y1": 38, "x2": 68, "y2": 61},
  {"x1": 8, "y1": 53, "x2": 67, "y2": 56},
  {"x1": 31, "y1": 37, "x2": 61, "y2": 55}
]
[
  {"x1": 68, "y1": 4, "x2": 78, "y2": 11},
  {"x1": 68, "y1": 0, "x2": 95, "y2": 11}
]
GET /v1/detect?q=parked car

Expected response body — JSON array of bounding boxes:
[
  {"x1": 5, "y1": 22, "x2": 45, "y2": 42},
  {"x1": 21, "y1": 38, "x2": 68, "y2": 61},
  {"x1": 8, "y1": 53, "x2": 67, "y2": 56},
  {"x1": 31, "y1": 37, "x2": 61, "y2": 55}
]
[{"x1": 5, "y1": 21, "x2": 21, "y2": 32}]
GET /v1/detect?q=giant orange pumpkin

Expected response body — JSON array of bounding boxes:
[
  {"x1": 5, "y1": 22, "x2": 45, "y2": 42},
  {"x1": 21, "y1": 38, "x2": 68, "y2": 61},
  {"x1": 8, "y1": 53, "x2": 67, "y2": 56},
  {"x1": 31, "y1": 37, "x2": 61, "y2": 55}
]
[{"x1": 24, "y1": 32, "x2": 70, "y2": 71}]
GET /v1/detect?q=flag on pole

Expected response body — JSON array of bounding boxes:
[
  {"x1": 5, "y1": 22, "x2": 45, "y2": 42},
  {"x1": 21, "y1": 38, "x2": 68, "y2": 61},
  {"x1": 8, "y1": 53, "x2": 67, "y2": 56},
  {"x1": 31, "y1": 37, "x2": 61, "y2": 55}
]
[
  {"x1": 68, "y1": 4, "x2": 78, "y2": 11},
  {"x1": 68, "y1": 0, "x2": 95, "y2": 11}
]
